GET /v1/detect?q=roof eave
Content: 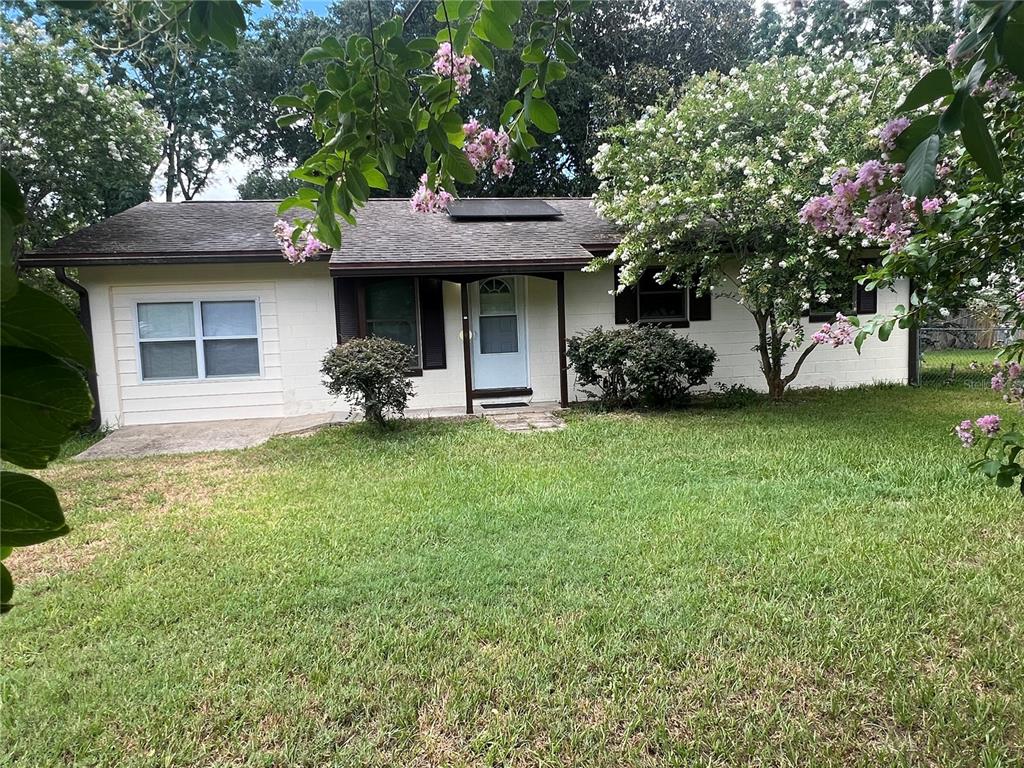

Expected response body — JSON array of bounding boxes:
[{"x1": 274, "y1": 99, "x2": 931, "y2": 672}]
[{"x1": 18, "y1": 250, "x2": 290, "y2": 267}]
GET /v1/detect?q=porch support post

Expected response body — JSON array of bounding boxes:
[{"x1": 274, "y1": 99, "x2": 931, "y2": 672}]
[
  {"x1": 556, "y1": 271, "x2": 569, "y2": 408},
  {"x1": 461, "y1": 282, "x2": 474, "y2": 414}
]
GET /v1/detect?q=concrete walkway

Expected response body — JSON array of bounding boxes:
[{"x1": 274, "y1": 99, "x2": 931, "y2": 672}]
[
  {"x1": 78, "y1": 402, "x2": 567, "y2": 459},
  {"x1": 77, "y1": 412, "x2": 346, "y2": 460}
]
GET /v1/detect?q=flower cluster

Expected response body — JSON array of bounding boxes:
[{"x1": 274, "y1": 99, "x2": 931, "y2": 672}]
[
  {"x1": 811, "y1": 312, "x2": 856, "y2": 347},
  {"x1": 799, "y1": 158, "x2": 936, "y2": 251},
  {"x1": 410, "y1": 173, "x2": 454, "y2": 214},
  {"x1": 273, "y1": 219, "x2": 327, "y2": 264},
  {"x1": 991, "y1": 360, "x2": 1024, "y2": 406},
  {"x1": 463, "y1": 119, "x2": 514, "y2": 178},
  {"x1": 955, "y1": 414, "x2": 1002, "y2": 447},
  {"x1": 432, "y1": 42, "x2": 477, "y2": 95}
]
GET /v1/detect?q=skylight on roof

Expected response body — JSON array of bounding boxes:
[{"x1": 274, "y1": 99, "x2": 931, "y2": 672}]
[{"x1": 446, "y1": 199, "x2": 563, "y2": 220}]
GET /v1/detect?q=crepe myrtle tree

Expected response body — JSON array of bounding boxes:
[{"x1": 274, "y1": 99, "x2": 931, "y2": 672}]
[
  {"x1": 800, "y1": 0, "x2": 1023, "y2": 491},
  {"x1": 591, "y1": 52, "x2": 923, "y2": 401},
  {"x1": 273, "y1": 0, "x2": 589, "y2": 255}
]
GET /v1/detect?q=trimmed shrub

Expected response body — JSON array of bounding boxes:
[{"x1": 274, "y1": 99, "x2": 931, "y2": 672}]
[
  {"x1": 321, "y1": 337, "x2": 415, "y2": 427},
  {"x1": 567, "y1": 325, "x2": 716, "y2": 408}
]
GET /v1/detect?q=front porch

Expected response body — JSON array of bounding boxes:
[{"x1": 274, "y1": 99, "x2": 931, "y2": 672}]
[{"x1": 332, "y1": 267, "x2": 574, "y2": 415}]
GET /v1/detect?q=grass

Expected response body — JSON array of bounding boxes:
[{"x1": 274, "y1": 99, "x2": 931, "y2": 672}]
[
  {"x1": 1, "y1": 387, "x2": 1019, "y2": 767},
  {"x1": 919, "y1": 347, "x2": 999, "y2": 388}
]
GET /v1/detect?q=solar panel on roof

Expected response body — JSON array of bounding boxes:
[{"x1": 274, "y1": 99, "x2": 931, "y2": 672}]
[{"x1": 446, "y1": 199, "x2": 563, "y2": 220}]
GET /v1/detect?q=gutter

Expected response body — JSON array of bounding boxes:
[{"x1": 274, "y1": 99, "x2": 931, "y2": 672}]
[{"x1": 54, "y1": 267, "x2": 101, "y2": 431}]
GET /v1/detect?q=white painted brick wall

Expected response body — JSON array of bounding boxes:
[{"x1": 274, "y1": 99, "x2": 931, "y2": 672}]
[{"x1": 80, "y1": 267, "x2": 909, "y2": 427}]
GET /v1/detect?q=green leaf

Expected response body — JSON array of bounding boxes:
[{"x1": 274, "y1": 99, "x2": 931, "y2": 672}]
[
  {"x1": 1, "y1": 167, "x2": 25, "y2": 302},
  {"x1": 300, "y1": 46, "x2": 335, "y2": 65},
  {"x1": 0, "y1": 282, "x2": 93, "y2": 369},
  {"x1": 500, "y1": 98, "x2": 523, "y2": 125},
  {"x1": 854, "y1": 331, "x2": 867, "y2": 353},
  {"x1": 517, "y1": 69, "x2": 538, "y2": 91},
  {"x1": 961, "y1": 95, "x2": 1002, "y2": 183},
  {"x1": 0, "y1": 347, "x2": 93, "y2": 469},
  {"x1": 362, "y1": 167, "x2": 388, "y2": 190},
  {"x1": 877, "y1": 320, "x2": 894, "y2": 342},
  {"x1": 897, "y1": 68, "x2": 953, "y2": 112},
  {"x1": 446, "y1": 147, "x2": 476, "y2": 184},
  {"x1": 1, "y1": 561, "x2": 11, "y2": 613},
  {"x1": 890, "y1": 115, "x2": 940, "y2": 162},
  {"x1": 475, "y1": 11, "x2": 515, "y2": 50},
  {"x1": 521, "y1": 39, "x2": 547, "y2": 64},
  {"x1": 206, "y1": 1, "x2": 245, "y2": 49},
  {"x1": 555, "y1": 39, "x2": 578, "y2": 63},
  {"x1": 465, "y1": 37, "x2": 494, "y2": 70},
  {"x1": 527, "y1": 98, "x2": 559, "y2": 133},
  {"x1": 901, "y1": 134, "x2": 940, "y2": 199},
  {"x1": 938, "y1": 88, "x2": 966, "y2": 134},
  {"x1": 272, "y1": 95, "x2": 307, "y2": 110},
  {"x1": 489, "y1": 0, "x2": 523, "y2": 25},
  {"x1": 0, "y1": 471, "x2": 69, "y2": 547},
  {"x1": 427, "y1": 119, "x2": 450, "y2": 154},
  {"x1": 1001, "y1": 22, "x2": 1024, "y2": 78}
]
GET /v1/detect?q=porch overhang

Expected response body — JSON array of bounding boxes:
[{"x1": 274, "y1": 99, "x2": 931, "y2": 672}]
[{"x1": 327, "y1": 257, "x2": 594, "y2": 279}]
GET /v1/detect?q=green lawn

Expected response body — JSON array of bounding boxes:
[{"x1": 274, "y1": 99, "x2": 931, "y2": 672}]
[
  {"x1": 919, "y1": 347, "x2": 999, "y2": 388},
  {"x1": 2, "y1": 387, "x2": 1019, "y2": 767}
]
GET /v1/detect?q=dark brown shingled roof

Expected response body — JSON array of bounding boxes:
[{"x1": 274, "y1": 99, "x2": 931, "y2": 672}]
[{"x1": 21, "y1": 198, "x2": 619, "y2": 273}]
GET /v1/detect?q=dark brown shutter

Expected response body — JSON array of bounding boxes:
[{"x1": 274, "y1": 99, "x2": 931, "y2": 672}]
[
  {"x1": 333, "y1": 277, "x2": 360, "y2": 343},
  {"x1": 614, "y1": 268, "x2": 637, "y2": 324},
  {"x1": 856, "y1": 282, "x2": 877, "y2": 315},
  {"x1": 418, "y1": 277, "x2": 446, "y2": 369},
  {"x1": 688, "y1": 282, "x2": 712, "y2": 321}
]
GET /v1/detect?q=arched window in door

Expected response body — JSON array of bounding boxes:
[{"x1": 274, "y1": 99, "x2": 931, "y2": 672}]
[{"x1": 478, "y1": 278, "x2": 518, "y2": 354}]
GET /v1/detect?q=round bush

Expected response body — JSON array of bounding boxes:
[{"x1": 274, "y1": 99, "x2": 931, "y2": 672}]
[
  {"x1": 566, "y1": 325, "x2": 716, "y2": 408},
  {"x1": 321, "y1": 337, "x2": 415, "y2": 427}
]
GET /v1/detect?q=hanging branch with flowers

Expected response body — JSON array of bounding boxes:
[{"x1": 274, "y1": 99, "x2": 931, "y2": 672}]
[{"x1": 270, "y1": 0, "x2": 586, "y2": 262}]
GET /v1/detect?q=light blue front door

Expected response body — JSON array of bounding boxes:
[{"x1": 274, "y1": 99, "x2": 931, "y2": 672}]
[{"x1": 470, "y1": 276, "x2": 528, "y2": 390}]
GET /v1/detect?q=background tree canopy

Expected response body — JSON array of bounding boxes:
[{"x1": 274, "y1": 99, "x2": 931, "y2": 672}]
[{"x1": 230, "y1": 0, "x2": 754, "y2": 199}]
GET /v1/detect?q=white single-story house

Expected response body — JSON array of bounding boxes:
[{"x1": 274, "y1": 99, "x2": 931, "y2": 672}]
[{"x1": 22, "y1": 198, "x2": 912, "y2": 428}]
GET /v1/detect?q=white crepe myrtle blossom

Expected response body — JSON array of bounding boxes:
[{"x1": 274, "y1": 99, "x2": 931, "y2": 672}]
[{"x1": 592, "y1": 51, "x2": 922, "y2": 399}]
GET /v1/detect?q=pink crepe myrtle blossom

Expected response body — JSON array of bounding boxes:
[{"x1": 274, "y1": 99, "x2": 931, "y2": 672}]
[
  {"x1": 1009, "y1": 362, "x2": 1022, "y2": 380},
  {"x1": 878, "y1": 117, "x2": 910, "y2": 151},
  {"x1": 811, "y1": 312, "x2": 856, "y2": 348},
  {"x1": 462, "y1": 121, "x2": 515, "y2": 178},
  {"x1": 410, "y1": 173, "x2": 454, "y2": 214},
  {"x1": 433, "y1": 42, "x2": 477, "y2": 95},
  {"x1": 921, "y1": 197, "x2": 942, "y2": 215},
  {"x1": 992, "y1": 374, "x2": 1005, "y2": 392},
  {"x1": 976, "y1": 414, "x2": 1001, "y2": 437},
  {"x1": 274, "y1": 219, "x2": 327, "y2": 264},
  {"x1": 954, "y1": 419, "x2": 975, "y2": 448}
]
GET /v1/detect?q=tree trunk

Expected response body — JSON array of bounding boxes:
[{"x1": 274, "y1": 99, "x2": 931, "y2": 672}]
[{"x1": 164, "y1": 134, "x2": 175, "y2": 202}]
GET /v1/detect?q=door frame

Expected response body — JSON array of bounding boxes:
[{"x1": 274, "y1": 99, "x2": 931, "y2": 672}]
[{"x1": 468, "y1": 275, "x2": 530, "y2": 392}]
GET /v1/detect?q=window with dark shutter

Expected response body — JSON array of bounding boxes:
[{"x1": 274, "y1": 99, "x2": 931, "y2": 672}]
[
  {"x1": 614, "y1": 268, "x2": 638, "y2": 325},
  {"x1": 616, "y1": 267, "x2": 707, "y2": 325},
  {"x1": 855, "y1": 282, "x2": 877, "y2": 315},
  {"x1": 333, "y1": 276, "x2": 447, "y2": 372},
  {"x1": 688, "y1": 283, "x2": 712, "y2": 321},
  {"x1": 418, "y1": 278, "x2": 446, "y2": 369},
  {"x1": 334, "y1": 277, "x2": 359, "y2": 343}
]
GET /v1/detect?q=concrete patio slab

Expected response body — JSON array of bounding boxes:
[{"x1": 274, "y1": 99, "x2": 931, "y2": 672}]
[{"x1": 77, "y1": 412, "x2": 347, "y2": 460}]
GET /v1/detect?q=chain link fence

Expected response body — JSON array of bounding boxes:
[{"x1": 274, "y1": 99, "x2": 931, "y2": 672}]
[{"x1": 915, "y1": 320, "x2": 1016, "y2": 387}]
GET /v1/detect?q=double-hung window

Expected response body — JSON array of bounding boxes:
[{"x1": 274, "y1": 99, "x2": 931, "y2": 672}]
[
  {"x1": 137, "y1": 300, "x2": 261, "y2": 381},
  {"x1": 637, "y1": 270, "x2": 688, "y2": 322},
  {"x1": 364, "y1": 278, "x2": 422, "y2": 367}
]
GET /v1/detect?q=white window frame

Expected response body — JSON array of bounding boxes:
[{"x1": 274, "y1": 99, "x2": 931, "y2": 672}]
[{"x1": 133, "y1": 297, "x2": 264, "y2": 384}]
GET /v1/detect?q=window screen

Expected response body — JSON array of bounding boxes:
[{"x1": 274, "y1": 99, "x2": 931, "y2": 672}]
[
  {"x1": 365, "y1": 278, "x2": 420, "y2": 363},
  {"x1": 137, "y1": 300, "x2": 261, "y2": 381}
]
